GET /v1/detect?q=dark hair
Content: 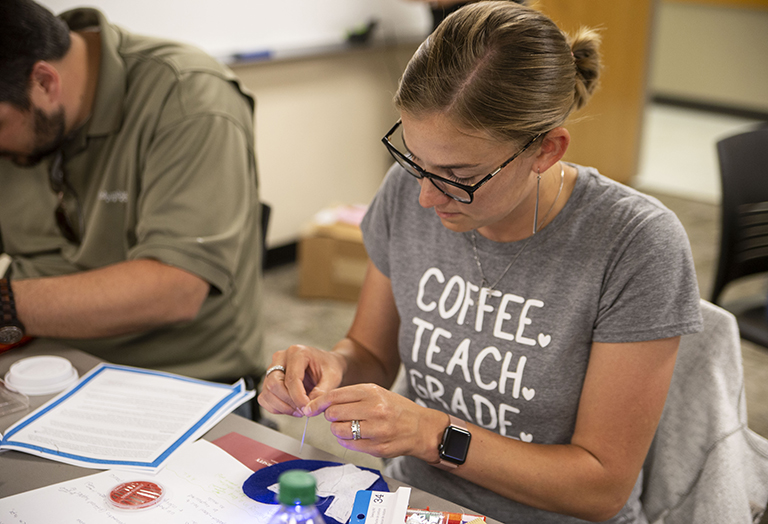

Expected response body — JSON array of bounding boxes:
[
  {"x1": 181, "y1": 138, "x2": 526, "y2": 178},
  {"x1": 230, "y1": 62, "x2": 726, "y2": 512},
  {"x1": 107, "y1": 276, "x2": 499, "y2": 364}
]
[
  {"x1": 394, "y1": 1, "x2": 601, "y2": 145},
  {"x1": 0, "y1": 0, "x2": 71, "y2": 109}
]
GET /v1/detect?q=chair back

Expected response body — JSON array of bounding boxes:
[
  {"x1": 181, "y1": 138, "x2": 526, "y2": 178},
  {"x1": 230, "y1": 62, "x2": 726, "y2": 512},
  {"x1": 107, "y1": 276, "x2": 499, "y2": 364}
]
[
  {"x1": 642, "y1": 300, "x2": 768, "y2": 524},
  {"x1": 711, "y1": 126, "x2": 768, "y2": 304},
  {"x1": 260, "y1": 202, "x2": 271, "y2": 269}
]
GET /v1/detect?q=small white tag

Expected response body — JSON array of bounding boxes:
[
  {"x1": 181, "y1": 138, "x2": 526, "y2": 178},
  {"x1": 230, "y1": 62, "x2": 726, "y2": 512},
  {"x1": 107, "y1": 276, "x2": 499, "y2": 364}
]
[{"x1": 350, "y1": 486, "x2": 410, "y2": 524}]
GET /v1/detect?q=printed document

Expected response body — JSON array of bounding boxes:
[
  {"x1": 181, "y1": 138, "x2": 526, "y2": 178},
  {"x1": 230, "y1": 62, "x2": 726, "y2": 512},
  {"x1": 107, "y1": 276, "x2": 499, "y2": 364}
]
[{"x1": 0, "y1": 363, "x2": 253, "y2": 473}]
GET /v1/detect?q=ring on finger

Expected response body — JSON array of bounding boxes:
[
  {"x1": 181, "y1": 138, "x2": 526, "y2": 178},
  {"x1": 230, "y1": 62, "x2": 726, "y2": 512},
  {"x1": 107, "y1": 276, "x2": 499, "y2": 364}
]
[
  {"x1": 266, "y1": 365, "x2": 286, "y2": 377},
  {"x1": 351, "y1": 420, "x2": 362, "y2": 441}
]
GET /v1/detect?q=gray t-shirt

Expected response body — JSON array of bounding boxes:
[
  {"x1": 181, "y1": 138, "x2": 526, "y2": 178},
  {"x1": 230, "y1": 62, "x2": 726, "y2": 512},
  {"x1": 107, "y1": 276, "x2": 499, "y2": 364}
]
[{"x1": 361, "y1": 163, "x2": 703, "y2": 524}]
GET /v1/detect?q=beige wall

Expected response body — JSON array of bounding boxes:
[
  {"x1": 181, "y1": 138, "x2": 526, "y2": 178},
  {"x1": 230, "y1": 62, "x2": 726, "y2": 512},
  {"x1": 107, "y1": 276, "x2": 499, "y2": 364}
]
[
  {"x1": 237, "y1": 0, "x2": 659, "y2": 247},
  {"x1": 231, "y1": 44, "x2": 417, "y2": 247},
  {"x1": 235, "y1": 2, "x2": 768, "y2": 247},
  {"x1": 650, "y1": 1, "x2": 768, "y2": 112}
]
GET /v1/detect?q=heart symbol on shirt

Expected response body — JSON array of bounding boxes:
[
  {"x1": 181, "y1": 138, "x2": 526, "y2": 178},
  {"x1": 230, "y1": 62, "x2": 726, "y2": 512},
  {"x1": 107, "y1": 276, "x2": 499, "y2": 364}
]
[
  {"x1": 522, "y1": 387, "x2": 535, "y2": 401},
  {"x1": 520, "y1": 432, "x2": 533, "y2": 443},
  {"x1": 538, "y1": 333, "x2": 551, "y2": 347}
]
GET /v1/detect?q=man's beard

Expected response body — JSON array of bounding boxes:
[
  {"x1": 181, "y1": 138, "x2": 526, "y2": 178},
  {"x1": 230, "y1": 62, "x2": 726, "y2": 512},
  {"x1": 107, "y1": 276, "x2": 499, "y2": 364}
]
[{"x1": 10, "y1": 106, "x2": 67, "y2": 167}]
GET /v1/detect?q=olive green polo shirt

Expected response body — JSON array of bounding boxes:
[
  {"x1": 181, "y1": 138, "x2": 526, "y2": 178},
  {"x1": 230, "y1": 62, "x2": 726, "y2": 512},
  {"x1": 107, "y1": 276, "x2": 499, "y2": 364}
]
[{"x1": 0, "y1": 9, "x2": 263, "y2": 380}]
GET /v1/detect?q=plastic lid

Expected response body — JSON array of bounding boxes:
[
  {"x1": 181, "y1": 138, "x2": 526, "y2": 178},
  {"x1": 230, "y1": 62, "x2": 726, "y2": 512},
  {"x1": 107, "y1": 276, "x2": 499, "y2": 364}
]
[
  {"x1": 277, "y1": 470, "x2": 317, "y2": 506},
  {"x1": 4, "y1": 355, "x2": 79, "y2": 396}
]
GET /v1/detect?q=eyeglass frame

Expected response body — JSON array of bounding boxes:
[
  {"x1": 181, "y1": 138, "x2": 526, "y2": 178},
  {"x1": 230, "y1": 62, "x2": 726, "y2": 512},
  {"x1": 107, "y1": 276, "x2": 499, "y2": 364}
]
[
  {"x1": 48, "y1": 150, "x2": 84, "y2": 244},
  {"x1": 381, "y1": 119, "x2": 542, "y2": 204}
]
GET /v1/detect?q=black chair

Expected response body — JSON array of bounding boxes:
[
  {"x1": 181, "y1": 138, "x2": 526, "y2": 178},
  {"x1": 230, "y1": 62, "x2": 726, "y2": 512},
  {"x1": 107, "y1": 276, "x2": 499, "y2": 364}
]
[
  {"x1": 225, "y1": 201, "x2": 273, "y2": 423},
  {"x1": 260, "y1": 201, "x2": 271, "y2": 270},
  {"x1": 710, "y1": 126, "x2": 768, "y2": 348},
  {"x1": 248, "y1": 201, "x2": 271, "y2": 421}
]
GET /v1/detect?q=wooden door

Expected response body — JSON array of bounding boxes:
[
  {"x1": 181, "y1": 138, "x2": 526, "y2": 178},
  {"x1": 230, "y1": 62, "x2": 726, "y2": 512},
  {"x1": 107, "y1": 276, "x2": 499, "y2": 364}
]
[{"x1": 532, "y1": 0, "x2": 656, "y2": 184}]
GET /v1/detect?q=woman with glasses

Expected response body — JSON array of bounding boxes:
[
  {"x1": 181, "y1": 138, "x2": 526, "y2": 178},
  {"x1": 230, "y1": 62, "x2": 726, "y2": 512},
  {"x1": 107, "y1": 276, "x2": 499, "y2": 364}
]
[{"x1": 259, "y1": 2, "x2": 702, "y2": 522}]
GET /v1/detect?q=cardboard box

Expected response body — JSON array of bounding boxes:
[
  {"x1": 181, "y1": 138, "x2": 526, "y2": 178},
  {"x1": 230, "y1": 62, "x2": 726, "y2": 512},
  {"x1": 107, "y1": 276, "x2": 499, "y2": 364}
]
[{"x1": 298, "y1": 211, "x2": 369, "y2": 302}]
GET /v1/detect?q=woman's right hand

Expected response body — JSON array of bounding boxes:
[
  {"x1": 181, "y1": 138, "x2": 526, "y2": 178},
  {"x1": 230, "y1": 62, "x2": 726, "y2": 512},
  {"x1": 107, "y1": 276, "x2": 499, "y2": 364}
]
[
  {"x1": 259, "y1": 261, "x2": 401, "y2": 418},
  {"x1": 257, "y1": 344, "x2": 347, "y2": 417}
]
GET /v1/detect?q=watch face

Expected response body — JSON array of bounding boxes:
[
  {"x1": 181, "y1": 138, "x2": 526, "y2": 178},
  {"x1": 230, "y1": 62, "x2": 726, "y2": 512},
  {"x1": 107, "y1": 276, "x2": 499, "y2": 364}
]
[
  {"x1": 0, "y1": 325, "x2": 24, "y2": 345},
  {"x1": 440, "y1": 426, "x2": 472, "y2": 464}
]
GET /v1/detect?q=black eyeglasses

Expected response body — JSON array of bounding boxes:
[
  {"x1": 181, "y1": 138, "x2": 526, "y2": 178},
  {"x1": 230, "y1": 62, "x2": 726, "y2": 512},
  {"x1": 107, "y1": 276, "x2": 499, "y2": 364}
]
[
  {"x1": 382, "y1": 120, "x2": 541, "y2": 204},
  {"x1": 48, "y1": 150, "x2": 83, "y2": 244}
]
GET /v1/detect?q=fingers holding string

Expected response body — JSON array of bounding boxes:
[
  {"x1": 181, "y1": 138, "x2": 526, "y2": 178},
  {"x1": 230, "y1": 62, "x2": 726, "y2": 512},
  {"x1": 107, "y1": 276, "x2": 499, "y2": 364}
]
[
  {"x1": 260, "y1": 344, "x2": 348, "y2": 417},
  {"x1": 283, "y1": 344, "x2": 348, "y2": 415},
  {"x1": 282, "y1": 345, "x2": 320, "y2": 412},
  {"x1": 305, "y1": 382, "x2": 378, "y2": 418},
  {"x1": 258, "y1": 358, "x2": 304, "y2": 416}
]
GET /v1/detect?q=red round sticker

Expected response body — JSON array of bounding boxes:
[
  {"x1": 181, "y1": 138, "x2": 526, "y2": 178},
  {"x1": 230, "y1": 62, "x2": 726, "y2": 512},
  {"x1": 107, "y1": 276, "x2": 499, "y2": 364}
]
[{"x1": 107, "y1": 481, "x2": 165, "y2": 510}]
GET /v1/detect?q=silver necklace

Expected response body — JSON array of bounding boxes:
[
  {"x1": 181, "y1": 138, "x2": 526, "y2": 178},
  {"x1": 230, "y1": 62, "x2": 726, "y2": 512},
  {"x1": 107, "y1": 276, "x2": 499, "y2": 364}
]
[{"x1": 470, "y1": 163, "x2": 565, "y2": 290}]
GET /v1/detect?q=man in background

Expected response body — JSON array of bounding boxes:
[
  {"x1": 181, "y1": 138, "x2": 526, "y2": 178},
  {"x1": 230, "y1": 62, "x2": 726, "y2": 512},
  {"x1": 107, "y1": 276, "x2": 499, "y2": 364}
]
[{"x1": 0, "y1": 0, "x2": 265, "y2": 409}]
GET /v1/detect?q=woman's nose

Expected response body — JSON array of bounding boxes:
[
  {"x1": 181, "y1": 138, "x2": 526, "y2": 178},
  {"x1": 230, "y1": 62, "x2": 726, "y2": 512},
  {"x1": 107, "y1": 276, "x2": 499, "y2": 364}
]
[{"x1": 418, "y1": 178, "x2": 451, "y2": 208}]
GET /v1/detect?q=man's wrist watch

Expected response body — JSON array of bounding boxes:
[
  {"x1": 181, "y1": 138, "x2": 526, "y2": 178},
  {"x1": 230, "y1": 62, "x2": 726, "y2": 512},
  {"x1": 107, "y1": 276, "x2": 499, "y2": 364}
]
[
  {"x1": 434, "y1": 415, "x2": 472, "y2": 470},
  {"x1": 0, "y1": 278, "x2": 25, "y2": 345}
]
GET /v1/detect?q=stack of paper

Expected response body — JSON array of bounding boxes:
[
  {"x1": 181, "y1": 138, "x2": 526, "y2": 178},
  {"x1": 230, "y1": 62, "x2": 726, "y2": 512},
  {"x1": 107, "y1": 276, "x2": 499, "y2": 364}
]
[
  {"x1": 0, "y1": 439, "x2": 279, "y2": 523},
  {"x1": 0, "y1": 363, "x2": 253, "y2": 474}
]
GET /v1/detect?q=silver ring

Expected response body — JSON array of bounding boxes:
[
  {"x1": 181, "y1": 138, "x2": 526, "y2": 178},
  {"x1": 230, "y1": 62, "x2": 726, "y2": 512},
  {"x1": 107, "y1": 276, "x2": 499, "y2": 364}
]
[
  {"x1": 351, "y1": 420, "x2": 362, "y2": 440},
  {"x1": 265, "y1": 365, "x2": 286, "y2": 377}
]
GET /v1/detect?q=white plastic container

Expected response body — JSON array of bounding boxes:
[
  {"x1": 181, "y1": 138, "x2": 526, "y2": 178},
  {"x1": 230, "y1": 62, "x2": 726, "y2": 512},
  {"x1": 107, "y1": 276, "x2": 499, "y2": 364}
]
[{"x1": 4, "y1": 355, "x2": 79, "y2": 396}]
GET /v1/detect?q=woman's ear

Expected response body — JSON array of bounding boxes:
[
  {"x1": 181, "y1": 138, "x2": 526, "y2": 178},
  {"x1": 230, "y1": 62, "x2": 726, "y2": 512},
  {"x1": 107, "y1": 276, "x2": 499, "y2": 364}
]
[
  {"x1": 533, "y1": 127, "x2": 570, "y2": 173},
  {"x1": 28, "y1": 61, "x2": 62, "y2": 110}
]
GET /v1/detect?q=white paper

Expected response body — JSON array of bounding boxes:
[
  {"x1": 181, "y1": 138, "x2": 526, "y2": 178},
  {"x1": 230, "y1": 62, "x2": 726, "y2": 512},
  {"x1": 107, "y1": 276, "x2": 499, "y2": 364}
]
[
  {"x1": 0, "y1": 439, "x2": 278, "y2": 524},
  {"x1": 0, "y1": 363, "x2": 253, "y2": 473}
]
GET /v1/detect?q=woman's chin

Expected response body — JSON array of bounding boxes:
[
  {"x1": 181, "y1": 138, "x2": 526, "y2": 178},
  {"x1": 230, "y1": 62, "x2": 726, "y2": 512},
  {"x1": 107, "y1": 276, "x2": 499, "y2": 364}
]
[{"x1": 437, "y1": 215, "x2": 473, "y2": 233}]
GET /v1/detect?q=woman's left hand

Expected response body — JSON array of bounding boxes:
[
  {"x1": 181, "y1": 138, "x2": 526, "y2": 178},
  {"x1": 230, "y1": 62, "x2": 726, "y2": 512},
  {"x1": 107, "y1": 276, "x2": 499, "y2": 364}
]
[{"x1": 305, "y1": 383, "x2": 448, "y2": 462}]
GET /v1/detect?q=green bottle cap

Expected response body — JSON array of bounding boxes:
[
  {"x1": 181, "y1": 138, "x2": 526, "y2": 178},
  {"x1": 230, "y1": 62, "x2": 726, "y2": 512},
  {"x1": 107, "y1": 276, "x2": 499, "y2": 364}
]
[{"x1": 277, "y1": 470, "x2": 317, "y2": 506}]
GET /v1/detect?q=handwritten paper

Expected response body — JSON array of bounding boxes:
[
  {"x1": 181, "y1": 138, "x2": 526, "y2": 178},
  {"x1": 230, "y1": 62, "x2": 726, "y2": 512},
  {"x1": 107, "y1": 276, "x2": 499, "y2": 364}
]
[
  {"x1": 0, "y1": 439, "x2": 278, "y2": 524},
  {"x1": 0, "y1": 363, "x2": 253, "y2": 473}
]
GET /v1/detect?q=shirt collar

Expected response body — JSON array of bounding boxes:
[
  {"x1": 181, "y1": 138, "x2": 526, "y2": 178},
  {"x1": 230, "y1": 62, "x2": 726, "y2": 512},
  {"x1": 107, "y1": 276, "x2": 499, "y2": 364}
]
[{"x1": 58, "y1": 8, "x2": 125, "y2": 148}]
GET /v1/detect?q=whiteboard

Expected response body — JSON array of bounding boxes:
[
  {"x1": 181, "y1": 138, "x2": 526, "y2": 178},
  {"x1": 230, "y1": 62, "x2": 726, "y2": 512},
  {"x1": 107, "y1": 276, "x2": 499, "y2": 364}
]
[{"x1": 38, "y1": 0, "x2": 431, "y2": 60}]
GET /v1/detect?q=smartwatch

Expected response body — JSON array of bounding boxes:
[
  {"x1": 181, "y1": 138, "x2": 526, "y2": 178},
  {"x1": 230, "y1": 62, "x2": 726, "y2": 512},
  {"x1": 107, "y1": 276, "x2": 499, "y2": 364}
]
[
  {"x1": 434, "y1": 415, "x2": 472, "y2": 470},
  {"x1": 0, "y1": 278, "x2": 25, "y2": 345}
]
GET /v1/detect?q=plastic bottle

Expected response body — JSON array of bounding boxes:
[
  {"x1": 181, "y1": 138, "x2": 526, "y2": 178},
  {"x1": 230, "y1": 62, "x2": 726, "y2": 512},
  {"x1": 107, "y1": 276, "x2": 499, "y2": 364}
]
[{"x1": 267, "y1": 470, "x2": 326, "y2": 524}]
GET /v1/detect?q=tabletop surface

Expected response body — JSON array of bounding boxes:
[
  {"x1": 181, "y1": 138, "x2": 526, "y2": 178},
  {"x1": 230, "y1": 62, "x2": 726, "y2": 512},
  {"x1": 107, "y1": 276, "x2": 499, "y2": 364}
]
[{"x1": 0, "y1": 341, "x2": 500, "y2": 523}]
